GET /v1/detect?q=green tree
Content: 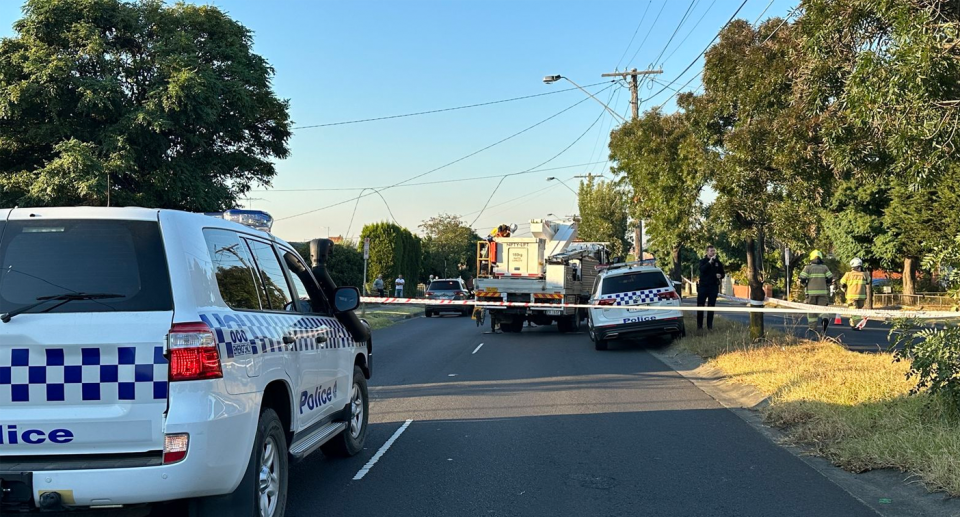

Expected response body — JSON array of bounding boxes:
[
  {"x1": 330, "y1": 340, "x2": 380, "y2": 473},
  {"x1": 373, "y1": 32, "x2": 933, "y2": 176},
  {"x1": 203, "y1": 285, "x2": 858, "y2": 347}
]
[
  {"x1": 685, "y1": 17, "x2": 825, "y2": 338},
  {"x1": 419, "y1": 214, "x2": 481, "y2": 281},
  {"x1": 0, "y1": 0, "x2": 291, "y2": 210},
  {"x1": 290, "y1": 241, "x2": 364, "y2": 290},
  {"x1": 576, "y1": 178, "x2": 630, "y2": 260},
  {"x1": 608, "y1": 108, "x2": 707, "y2": 280},
  {"x1": 795, "y1": 0, "x2": 960, "y2": 185},
  {"x1": 359, "y1": 222, "x2": 422, "y2": 295}
]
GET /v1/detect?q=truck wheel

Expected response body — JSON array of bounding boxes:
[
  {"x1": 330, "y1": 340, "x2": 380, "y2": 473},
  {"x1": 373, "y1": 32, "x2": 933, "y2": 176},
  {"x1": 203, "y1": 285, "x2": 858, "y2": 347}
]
[
  {"x1": 188, "y1": 408, "x2": 288, "y2": 517},
  {"x1": 321, "y1": 366, "x2": 369, "y2": 458},
  {"x1": 502, "y1": 320, "x2": 523, "y2": 333},
  {"x1": 557, "y1": 315, "x2": 580, "y2": 333}
]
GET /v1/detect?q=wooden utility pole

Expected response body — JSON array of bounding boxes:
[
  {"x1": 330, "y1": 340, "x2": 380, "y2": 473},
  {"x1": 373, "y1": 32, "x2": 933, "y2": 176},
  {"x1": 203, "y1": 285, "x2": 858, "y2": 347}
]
[
  {"x1": 601, "y1": 68, "x2": 663, "y2": 120},
  {"x1": 601, "y1": 68, "x2": 662, "y2": 261}
]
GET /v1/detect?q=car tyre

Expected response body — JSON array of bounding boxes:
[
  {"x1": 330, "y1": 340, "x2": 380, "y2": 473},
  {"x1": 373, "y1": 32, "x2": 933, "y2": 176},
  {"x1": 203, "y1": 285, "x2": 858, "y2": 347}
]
[
  {"x1": 188, "y1": 408, "x2": 288, "y2": 517},
  {"x1": 588, "y1": 319, "x2": 608, "y2": 351},
  {"x1": 594, "y1": 335, "x2": 608, "y2": 351},
  {"x1": 425, "y1": 310, "x2": 433, "y2": 318},
  {"x1": 321, "y1": 366, "x2": 369, "y2": 458}
]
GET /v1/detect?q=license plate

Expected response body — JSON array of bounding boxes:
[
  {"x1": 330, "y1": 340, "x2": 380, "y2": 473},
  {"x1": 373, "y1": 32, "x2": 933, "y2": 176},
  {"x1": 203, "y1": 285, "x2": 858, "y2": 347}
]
[
  {"x1": 627, "y1": 305, "x2": 650, "y2": 312},
  {"x1": 545, "y1": 310, "x2": 562, "y2": 315}
]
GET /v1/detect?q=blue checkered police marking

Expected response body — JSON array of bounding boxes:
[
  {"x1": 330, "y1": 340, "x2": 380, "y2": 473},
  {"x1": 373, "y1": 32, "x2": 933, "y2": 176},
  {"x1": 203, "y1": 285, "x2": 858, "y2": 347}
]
[
  {"x1": 0, "y1": 346, "x2": 167, "y2": 403},
  {"x1": 599, "y1": 288, "x2": 672, "y2": 306},
  {"x1": 199, "y1": 312, "x2": 361, "y2": 359}
]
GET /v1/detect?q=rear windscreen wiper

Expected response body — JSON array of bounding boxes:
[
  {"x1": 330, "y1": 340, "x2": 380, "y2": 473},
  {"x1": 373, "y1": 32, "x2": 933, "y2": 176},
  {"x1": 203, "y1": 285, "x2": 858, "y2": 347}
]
[{"x1": 1, "y1": 293, "x2": 124, "y2": 323}]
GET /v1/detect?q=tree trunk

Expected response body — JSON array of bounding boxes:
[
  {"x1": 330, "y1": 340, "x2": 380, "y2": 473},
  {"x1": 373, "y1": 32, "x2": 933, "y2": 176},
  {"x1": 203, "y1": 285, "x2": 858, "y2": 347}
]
[
  {"x1": 903, "y1": 256, "x2": 917, "y2": 296},
  {"x1": 865, "y1": 266, "x2": 873, "y2": 310},
  {"x1": 670, "y1": 244, "x2": 682, "y2": 282},
  {"x1": 745, "y1": 237, "x2": 765, "y2": 340}
]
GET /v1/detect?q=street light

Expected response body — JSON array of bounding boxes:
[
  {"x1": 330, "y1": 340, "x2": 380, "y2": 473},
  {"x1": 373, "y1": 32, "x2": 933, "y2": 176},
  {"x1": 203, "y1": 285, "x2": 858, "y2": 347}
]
[
  {"x1": 543, "y1": 75, "x2": 627, "y2": 123},
  {"x1": 546, "y1": 176, "x2": 578, "y2": 196}
]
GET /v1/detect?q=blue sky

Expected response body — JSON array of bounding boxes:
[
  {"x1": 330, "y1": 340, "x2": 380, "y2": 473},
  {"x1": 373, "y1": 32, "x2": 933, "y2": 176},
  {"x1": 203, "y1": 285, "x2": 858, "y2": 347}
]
[{"x1": 1, "y1": 0, "x2": 796, "y2": 242}]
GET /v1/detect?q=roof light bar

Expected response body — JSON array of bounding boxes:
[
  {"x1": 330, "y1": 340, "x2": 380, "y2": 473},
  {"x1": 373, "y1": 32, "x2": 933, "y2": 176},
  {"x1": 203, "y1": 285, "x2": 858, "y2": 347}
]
[{"x1": 204, "y1": 209, "x2": 274, "y2": 232}]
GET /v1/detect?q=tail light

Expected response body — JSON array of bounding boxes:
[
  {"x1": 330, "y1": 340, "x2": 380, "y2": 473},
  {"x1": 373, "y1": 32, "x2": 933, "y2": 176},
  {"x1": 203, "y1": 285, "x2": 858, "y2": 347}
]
[
  {"x1": 597, "y1": 298, "x2": 616, "y2": 306},
  {"x1": 168, "y1": 322, "x2": 222, "y2": 381},
  {"x1": 425, "y1": 291, "x2": 434, "y2": 296},
  {"x1": 163, "y1": 433, "x2": 189, "y2": 464},
  {"x1": 657, "y1": 290, "x2": 680, "y2": 300}
]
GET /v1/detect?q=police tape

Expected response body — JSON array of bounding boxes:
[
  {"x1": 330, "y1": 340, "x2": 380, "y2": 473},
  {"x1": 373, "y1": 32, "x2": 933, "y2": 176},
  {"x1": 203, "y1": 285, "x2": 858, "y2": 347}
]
[{"x1": 360, "y1": 296, "x2": 960, "y2": 320}]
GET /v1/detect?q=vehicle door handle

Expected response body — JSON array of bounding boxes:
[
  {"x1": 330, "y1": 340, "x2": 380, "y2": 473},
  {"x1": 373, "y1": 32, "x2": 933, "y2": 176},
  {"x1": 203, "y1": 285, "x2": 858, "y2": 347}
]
[
  {"x1": 282, "y1": 336, "x2": 295, "y2": 345},
  {"x1": 316, "y1": 336, "x2": 328, "y2": 344}
]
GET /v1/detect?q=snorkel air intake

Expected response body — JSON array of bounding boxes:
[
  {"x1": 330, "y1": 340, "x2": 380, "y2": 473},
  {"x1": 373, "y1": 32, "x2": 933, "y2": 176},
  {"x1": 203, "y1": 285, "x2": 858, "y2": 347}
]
[{"x1": 309, "y1": 239, "x2": 371, "y2": 344}]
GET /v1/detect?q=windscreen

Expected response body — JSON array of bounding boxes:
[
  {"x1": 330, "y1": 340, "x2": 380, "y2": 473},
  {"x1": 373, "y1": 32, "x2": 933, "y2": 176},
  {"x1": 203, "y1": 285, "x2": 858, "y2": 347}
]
[
  {"x1": 0, "y1": 219, "x2": 173, "y2": 313},
  {"x1": 429, "y1": 281, "x2": 461, "y2": 291},
  {"x1": 600, "y1": 272, "x2": 669, "y2": 295}
]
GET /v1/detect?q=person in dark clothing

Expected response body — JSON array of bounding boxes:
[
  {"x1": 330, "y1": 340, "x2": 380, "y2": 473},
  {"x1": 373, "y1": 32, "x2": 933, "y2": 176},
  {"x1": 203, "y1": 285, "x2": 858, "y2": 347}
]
[{"x1": 697, "y1": 245, "x2": 725, "y2": 330}]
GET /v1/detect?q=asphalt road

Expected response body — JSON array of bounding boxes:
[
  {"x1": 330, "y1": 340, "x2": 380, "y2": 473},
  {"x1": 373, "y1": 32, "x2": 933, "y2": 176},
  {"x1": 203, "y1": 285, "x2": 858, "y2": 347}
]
[
  {"x1": 284, "y1": 315, "x2": 876, "y2": 517},
  {"x1": 686, "y1": 299, "x2": 901, "y2": 353}
]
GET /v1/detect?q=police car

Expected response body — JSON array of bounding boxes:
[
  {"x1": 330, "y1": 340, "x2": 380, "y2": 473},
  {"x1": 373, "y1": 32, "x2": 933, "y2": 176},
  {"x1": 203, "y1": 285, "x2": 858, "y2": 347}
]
[
  {"x1": 0, "y1": 207, "x2": 371, "y2": 517},
  {"x1": 586, "y1": 263, "x2": 685, "y2": 351}
]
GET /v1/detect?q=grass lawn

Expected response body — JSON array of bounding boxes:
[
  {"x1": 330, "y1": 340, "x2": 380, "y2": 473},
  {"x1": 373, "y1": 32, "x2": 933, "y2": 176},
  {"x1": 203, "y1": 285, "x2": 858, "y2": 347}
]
[
  {"x1": 676, "y1": 315, "x2": 960, "y2": 496},
  {"x1": 360, "y1": 304, "x2": 423, "y2": 330}
]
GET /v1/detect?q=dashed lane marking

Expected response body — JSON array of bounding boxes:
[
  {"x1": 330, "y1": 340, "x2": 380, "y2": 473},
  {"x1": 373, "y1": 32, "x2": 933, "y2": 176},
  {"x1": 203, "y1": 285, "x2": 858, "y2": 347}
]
[{"x1": 352, "y1": 419, "x2": 413, "y2": 481}]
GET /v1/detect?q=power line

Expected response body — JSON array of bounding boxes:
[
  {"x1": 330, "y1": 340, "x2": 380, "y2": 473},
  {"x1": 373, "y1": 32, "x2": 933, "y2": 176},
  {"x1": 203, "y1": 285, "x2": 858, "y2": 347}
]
[
  {"x1": 639, "y1": 0, "x2": 752, "y2": 105},
  {"x1": 626, "y1": 0, "x2": 668, "y2": 69},
  {"x1": 276, "y1": 83, "x2": 615, "y2": 222},
  {"x1": 614, "y1": 1, "x2": 653, "y2": 71},
  {"x1": 469, "y1": 107, "x2": 607, "y2": 227},
  {"x1": 252, "y1": 161, "x2": 608, "y2": 192},
  {"x1": 468, "y1": 182, "x2": 566, "y2": 227},
  {"x1": 655, "y1": 2, "x2": 798, "y2": 109},
  {"x1": 661, "y1": 0, "x2": 719, "y2": 64},
  {"x1": 292, "y1": 82, "x2": 610, "y2": 130},
  {"x1": 650, "y1": 0, "x2": 700, "y2": 69}
]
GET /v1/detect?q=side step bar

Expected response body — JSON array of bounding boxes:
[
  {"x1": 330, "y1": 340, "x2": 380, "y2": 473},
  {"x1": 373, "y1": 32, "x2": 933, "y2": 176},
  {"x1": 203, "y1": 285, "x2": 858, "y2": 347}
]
[{"x1": 289, "y1": 422, "x2": 346, "y2": 460}]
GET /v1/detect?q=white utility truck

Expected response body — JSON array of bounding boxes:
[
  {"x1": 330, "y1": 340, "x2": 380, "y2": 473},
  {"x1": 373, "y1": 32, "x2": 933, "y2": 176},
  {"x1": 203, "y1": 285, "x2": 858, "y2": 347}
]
[{"x1": 474, "y1": 219, "x2": 609, "y2": 333}]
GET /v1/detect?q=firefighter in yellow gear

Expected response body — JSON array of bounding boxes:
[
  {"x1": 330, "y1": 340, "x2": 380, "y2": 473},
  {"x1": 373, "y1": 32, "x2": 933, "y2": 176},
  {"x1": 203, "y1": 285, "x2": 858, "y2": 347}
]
[
  {"x1": 839, "y1": 257, "x2": 869, "y2": 330},
  {"x1": 799, "y1": 250, "x2": 834, "y2": 332}
]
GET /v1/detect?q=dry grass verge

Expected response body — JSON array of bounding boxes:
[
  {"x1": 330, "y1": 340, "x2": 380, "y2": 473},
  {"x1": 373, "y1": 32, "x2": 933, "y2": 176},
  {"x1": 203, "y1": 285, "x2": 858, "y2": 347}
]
[{"x1": 676, "y1": 315, "x2": 960, "y2": 496}]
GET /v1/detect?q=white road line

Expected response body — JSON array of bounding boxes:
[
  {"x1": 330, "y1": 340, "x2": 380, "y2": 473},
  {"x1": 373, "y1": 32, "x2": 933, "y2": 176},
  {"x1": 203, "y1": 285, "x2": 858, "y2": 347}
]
[
  {"x1": 472, "y1": 342, "x2": 484, "y2": 354},
  {"x1": 353, "y1": 419, "x2": 413, "y2": 481}
]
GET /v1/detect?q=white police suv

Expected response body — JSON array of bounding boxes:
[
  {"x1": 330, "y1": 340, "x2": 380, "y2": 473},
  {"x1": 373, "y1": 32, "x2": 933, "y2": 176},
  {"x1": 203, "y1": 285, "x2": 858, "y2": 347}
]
[
  {"x1": 587, "y1": 263, "x2": 684, "y2": 350},
  {"x1": 0, "y1": 207, "x2": 371, "y2": 517}
]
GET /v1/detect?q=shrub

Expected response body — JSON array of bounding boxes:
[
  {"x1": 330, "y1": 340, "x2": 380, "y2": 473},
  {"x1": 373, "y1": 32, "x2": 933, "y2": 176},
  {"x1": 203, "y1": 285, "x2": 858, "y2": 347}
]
[{"x1": 891, "y1": 320, "x2": 960, "y2": 408}]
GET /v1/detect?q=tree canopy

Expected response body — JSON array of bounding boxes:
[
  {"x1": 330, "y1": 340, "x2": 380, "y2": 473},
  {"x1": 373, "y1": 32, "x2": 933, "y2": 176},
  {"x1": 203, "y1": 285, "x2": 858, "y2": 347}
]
[
  {"x1": 576, "y1": 178, "x2": 630, "y2": 259},
  {"x1": 0, "y1": 0, "x2": 291, "y2": 210},
  {"x1": 419, "y1": 213, "x2": 481, "y2": 281},
  {"x1": 608, "y1": 108, "x2": 706, "y2": 279}
]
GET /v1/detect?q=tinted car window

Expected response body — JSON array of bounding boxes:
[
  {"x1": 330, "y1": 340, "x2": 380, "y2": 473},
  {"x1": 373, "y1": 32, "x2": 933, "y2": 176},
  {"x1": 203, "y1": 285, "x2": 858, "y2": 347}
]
[
  {"x1": 246, "y1": 239, "x2": 294, "y2": 311},
  {"x1": 203, "y1": 229, "x2": 263, "y2": 311},
  {"x1": 429, "y1": 281, "x2": 463, "y2": 291},
  {"x1": 0, "y1": 219, "x2": 172, "y2": 313},
  {"x1": 600, "y1": 272, "x2": 669, "y2": 295}
]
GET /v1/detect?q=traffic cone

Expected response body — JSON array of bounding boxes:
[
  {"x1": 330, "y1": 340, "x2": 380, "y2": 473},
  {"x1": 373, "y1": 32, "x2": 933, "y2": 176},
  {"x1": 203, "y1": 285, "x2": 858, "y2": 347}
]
[{"x1": 834, "y1": 313, "x2": 842, "y2": 325}]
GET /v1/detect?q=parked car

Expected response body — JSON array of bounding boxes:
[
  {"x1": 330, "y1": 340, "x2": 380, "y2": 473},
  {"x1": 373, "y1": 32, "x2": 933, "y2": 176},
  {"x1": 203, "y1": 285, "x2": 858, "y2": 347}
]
[
  {"x1": 424, "y1": 278, "x2": 472, "y2": 317},
  {"x1": 0, "y1": 207, "x2": 371, "y2": 516},
  {"x1": 587, "y1": 263, "x2": 684, "y2": 351}
]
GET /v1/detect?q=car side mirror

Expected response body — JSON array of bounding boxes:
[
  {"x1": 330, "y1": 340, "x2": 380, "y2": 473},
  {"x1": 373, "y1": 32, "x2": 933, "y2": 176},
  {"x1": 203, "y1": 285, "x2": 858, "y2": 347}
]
[{"x1": 333, "y1": 286, "x2": 360, "y2": 313}]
